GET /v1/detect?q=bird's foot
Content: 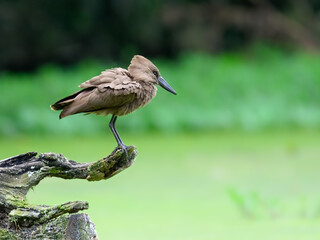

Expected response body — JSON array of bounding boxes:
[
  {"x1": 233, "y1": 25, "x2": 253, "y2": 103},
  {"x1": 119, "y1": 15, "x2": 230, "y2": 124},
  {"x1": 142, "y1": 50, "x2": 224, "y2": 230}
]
[{"x1": 117, "y1": 143, "x2": 129, "y2": 159}]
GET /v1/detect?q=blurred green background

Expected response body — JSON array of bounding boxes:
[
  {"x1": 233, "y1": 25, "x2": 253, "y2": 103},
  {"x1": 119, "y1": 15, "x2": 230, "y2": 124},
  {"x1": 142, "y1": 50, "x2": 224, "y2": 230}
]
[{"x1": 1, "y1": 0, "x2": 320, "y2": 239}]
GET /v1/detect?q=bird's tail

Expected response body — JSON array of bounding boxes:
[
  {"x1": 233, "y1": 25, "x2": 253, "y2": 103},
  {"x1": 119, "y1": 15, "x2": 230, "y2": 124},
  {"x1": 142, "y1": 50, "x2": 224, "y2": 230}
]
[
  {"x1": 50, "y1": 101, "x2": 71, "y2": 111},
  {"x1": 50, "y1": 90, "x2": 84, "y2": 118}
]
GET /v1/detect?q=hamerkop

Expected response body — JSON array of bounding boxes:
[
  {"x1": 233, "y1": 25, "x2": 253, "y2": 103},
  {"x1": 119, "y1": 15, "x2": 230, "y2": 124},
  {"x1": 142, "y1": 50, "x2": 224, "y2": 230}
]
[{"x1": 51, "y1": 55, "x2": 176, "y2": 151}]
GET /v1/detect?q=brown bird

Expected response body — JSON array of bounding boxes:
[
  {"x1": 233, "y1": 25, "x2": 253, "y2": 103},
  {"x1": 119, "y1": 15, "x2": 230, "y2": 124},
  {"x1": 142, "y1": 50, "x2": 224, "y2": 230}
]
[{"x1": 50, "y1": 55, "x2": 176, "y2": 151}]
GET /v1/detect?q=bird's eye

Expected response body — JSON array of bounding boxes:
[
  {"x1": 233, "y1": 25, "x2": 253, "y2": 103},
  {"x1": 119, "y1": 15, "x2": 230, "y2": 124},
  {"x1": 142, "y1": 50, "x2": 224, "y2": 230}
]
[{"x1": 153, "y1": 71, "x2": 158, "y2": 78}]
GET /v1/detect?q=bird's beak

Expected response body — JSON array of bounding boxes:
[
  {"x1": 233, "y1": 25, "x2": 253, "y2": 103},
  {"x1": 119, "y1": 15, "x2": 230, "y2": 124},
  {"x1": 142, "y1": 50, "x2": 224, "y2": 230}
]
[{"x1": 158, "y1": 76, "x2": 177, "y2": 95}]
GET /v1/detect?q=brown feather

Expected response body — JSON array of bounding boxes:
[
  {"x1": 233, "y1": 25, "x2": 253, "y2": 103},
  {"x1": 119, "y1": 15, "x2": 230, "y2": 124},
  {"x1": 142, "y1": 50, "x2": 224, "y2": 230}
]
[
  {"x1": 50, "y1": 89, "x2": 88, "y2": 111},
  {"x1": 51, "y1": 56, "x2": 162, "y2": 119}
]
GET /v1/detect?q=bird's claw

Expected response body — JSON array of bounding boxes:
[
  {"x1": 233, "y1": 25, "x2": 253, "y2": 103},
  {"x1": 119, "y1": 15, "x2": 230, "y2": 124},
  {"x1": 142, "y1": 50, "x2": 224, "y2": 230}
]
[{"x1": 117, "y1": 143, "x2": 129, "y2": 159}]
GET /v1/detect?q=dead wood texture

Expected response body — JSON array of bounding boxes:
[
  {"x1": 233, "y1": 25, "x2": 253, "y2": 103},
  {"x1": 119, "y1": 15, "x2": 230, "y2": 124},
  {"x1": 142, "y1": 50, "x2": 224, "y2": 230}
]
[{"x1": 0, "y1": 146, "x2": 137, "y2": 239}]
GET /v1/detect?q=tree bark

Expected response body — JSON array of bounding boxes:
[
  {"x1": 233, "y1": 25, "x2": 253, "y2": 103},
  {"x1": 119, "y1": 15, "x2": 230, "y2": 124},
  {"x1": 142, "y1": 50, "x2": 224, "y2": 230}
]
[{"x1": 0, "y1": 146, "x2": 137, "y2": 239}]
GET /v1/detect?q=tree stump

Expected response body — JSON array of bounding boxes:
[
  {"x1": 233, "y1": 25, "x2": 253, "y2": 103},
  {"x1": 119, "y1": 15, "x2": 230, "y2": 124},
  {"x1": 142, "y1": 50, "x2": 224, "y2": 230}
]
[{"x1": 0, "y1": 146, "x2": 137, "y2": 239}]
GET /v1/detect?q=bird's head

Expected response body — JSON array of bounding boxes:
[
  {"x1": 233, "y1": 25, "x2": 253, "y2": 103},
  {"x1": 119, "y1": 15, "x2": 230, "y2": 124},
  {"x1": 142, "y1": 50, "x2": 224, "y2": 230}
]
[{"x1": 128, "y1": 55, "x2": 177, "y2": 95}]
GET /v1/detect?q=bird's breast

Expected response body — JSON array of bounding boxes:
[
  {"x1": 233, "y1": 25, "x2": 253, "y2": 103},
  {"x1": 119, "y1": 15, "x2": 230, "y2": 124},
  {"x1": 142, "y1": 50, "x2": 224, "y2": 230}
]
[
  {"x1": 118, "y1": 83, "x2": 157, "y2": 116},
  {"x1": 138, "y1": 83, "x2": 157, "y2": 106}
]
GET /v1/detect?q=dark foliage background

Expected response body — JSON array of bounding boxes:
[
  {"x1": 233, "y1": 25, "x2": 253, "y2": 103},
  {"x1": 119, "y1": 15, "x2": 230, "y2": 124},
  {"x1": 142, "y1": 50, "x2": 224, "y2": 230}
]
[{"x1": 0, "y1": 0, "x2": 319, "y2": 71}]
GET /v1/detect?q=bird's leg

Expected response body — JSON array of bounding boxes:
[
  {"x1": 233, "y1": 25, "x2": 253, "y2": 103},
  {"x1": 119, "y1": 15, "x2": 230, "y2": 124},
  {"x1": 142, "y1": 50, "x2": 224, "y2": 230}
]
[{"x1": 109, "y1": 114, "x2": 128, "y2": 157}]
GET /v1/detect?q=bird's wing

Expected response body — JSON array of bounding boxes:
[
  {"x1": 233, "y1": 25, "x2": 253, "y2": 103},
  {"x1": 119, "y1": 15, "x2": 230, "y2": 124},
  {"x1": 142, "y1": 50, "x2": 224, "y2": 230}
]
[
  {"x1": 59, "y1": 68, "x2": 142, "y2": 117},
  {"x1": 79, "y1": 67, "x2": 142, "y2": 96},
  {"x1": 73, "y1": 88, "x2": 137, "y2": 111},
  {"x1": 79, "y1": 68, "x2": 131, "y2": 89}
]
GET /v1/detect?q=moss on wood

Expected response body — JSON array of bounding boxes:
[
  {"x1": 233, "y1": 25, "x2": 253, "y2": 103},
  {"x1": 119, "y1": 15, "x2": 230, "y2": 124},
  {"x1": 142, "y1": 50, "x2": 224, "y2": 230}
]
[{"x1": 0, "y1": 145, "x2": 137, "y2": 239}]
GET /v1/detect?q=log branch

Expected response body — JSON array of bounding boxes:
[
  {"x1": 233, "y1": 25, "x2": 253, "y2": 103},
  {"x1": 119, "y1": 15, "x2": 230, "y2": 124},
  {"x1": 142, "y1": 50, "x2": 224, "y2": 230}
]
[{"x1": 0, "y1": 146, "x2": 137, "y2": 239}]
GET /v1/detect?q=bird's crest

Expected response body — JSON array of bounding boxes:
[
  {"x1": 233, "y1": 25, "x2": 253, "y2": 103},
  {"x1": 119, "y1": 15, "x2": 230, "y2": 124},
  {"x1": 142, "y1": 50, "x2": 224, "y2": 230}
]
[{"x1": 128, "y1": 55, "x2": 159, "y2": 82}]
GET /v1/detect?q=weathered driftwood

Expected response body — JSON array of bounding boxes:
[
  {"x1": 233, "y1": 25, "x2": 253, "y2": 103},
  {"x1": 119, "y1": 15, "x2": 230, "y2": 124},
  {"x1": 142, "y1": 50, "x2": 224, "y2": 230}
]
[{"x1": 0, "y1": 146, "x2": 137, "y2": 239}]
